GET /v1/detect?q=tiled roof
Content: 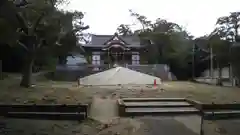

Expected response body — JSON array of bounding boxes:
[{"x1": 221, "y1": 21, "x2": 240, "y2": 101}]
[{"x1": 83, "y1": 34, "x2": 141, "y2": 47}]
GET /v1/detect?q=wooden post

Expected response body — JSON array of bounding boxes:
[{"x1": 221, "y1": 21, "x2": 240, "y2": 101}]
[
  {"x1": 200, "y1": 115, "x2": 204, "y2": 135},
  {"x1": 108, "y1": 50, "x2": 110, "y2": 68},
  {"x1": 210, "y1": 46, "x2": 213, "y2": 80},
  {"x1": 77, "y1": 78, "x2": 80, "y2": 87},
  {"x1": 123, "y1": 50, "x2": 125, "y2": 65},
  {"x1": 116, "y1": 52, "x2": 118, "y2": 64}
]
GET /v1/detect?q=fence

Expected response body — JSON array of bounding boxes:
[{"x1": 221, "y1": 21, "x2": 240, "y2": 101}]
[{"x1": 0, "y1": 104, "x2": 88, "y2": 121}]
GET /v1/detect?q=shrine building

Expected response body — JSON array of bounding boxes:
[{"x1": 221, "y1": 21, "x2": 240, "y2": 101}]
[{"x1": 82, "y1": 33, "x2": 147, "y2": 68}]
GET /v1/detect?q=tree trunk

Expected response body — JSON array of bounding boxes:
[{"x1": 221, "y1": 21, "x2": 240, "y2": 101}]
[
  {"x1": 20, "y1": 54, "x2": 35, "y2": 88},
  {"x1": 0, "y1": 60, "x2": 2, "y2": 80}
]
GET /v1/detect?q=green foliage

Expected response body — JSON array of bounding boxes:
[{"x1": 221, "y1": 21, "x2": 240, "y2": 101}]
[
  {"x1": 231, "y1": 42, "x2": 240, "y2": 85},
  {"x1": 54, "y1": 11, "x2": 89, "y2": 64},
  {"x1": 216, "y1": 12, "x2": 240, "y2": 41},
  {"x1": 210, "y1": 36, "x2": 230, "y2": 66},
  {"x1": 0, "y1": 0, "x2": 89, "y2": 87},
  {"x1": 129, "y1": 9, "x2": 152, "y2": 31},
  {"x1": 0, "y1": 18, "x2": 19, "y2": 44},
  {"x1": 116, "y1": 24, "x2": 133, "y2": 36},
  {"x1": 214, "y1": 12, "x2": 240, "y2": 84},
  {"x1": 128, "y1": 10, "x2": 194, "y2": 79}
]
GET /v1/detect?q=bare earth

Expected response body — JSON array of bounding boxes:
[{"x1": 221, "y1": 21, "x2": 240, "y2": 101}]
[
  {"x1": 1, "y1": 77, "x2": 240, "y2": 135},
  {"x1": 1, "y1": 74, "x2": 240, "y2": 104}
]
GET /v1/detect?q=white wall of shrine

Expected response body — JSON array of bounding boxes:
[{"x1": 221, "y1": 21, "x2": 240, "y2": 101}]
[
  {"x1": 91, "y1": 51, "x2": 140, "y2": 65},
  {"x1": 132, "y1": 52, "x2": 140, "y2": 65},
  {"x1": 92, "y1": 52, "x2": 101, "y2": 65}
]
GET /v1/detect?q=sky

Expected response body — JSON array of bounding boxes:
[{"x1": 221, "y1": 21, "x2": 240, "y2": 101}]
[{"x1": 61, "y1": 0, "x2": 240, "y2": 37}]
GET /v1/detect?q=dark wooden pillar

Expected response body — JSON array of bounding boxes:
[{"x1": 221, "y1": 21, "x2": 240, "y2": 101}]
[
  {"x1": 123, "y1": 50, "x2": 125, "y2": 66},
  {"x1": 108, "y1": 50, "x2": 110, "y2": 68}
]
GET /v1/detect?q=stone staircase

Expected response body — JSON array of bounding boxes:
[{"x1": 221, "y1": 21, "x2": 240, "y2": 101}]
[
  {"x1": 118, "y1": 98, "x2": 199, "y2": 117},
  {"x1": 118, "y1": 98, "x2": 240, "y2": 120}
]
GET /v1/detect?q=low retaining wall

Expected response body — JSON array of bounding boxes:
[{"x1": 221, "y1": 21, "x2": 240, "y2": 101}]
[{"x1": 0, "y1": 104, "x2": 88, "y2": 121}]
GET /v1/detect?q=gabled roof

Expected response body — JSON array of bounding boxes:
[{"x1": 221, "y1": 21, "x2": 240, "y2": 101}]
[
  {"x1": 103, "y1": 33, "x2": 129, "y2": 45},
  {"x1": 83, "y1": 33, "x2": 142, "y2": 47}
]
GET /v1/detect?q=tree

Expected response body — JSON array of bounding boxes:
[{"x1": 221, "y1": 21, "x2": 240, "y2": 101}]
[
  {"x1": 216, "y1": 12, "x2": 240, "y2": 85},
  {"x1": 193, "y1": 36, "x2": 215, "y2": 78},
  {"x1": 129, "y1": 9, "x2": 152, "y2": 32},
  {"x1": 142, "y1": 18, "x2": 182, "y2": 64},
  {"x1": 216, "y1": 12, "x2": 240, "y2": 41},
  {"x1": 128, "y1": 11, "x2": 194, "y2": 79},
  {"x1": 13, "y1": 0, "x2": 61, "y2": 87},
  {"x1": 55, "y1": 11, "x2": 89, "y2": 65},
  {"x1": 209, "y1": 35, "x2": 231, "y2": 85},
  {"x1": 0, "y1": 0, "x2": 89, "y2": 87},
  {"x1": 231, "y1": 37, "x2": 240, "y2": 86},
  {"x1": 144, "y1": 18, "x2": 193, "y2": 78},
  {"x1": 0, "y1": 17, "x2": 11, "y2": 79},
  {"x1": 116, "y1": 24, "x2": 133, "y2": 36}
]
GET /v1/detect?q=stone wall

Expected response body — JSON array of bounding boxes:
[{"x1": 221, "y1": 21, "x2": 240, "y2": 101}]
[
  {"x1": 201, "y1": 67, "x2": 230, "y2": 79},
  {"x1": 51, "y1": 65, "x2": 108, "y2": 81}
]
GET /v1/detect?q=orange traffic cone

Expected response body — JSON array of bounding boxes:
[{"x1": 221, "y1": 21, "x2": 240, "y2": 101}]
[{"x1": 154, "y1": 79, "x2": 157, "y2": 87}]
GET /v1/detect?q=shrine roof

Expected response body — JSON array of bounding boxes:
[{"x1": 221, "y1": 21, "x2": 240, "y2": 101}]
[{"x1": 82, "y1": 34, "x2": 143, "y2": 48}]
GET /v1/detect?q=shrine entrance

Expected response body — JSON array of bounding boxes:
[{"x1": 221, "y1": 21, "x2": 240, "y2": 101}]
[
  {"x1": 108, "y1": 45, "x2": 126, "y2": 66},
  {"x1": 110, "y1": 53, "x2": 123, "y2": 65},
  {"x1": 103, "y1": 44, "x2": 130, "y2": 67}
]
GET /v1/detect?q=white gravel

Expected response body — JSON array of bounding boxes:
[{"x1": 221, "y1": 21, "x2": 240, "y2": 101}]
[{"x1": 79, "y1": 67, "x2": 162, "y2": 86}]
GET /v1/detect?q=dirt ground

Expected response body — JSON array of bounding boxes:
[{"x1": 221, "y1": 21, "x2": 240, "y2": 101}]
[
  {"x1": 0, "y1": 117, "x2": 145, "y2": 135},
  {"x1": 1, "y1": 77, "x2": 240, "y2": 135},
  {"x1": 1, "y1": 77, "x2": 240, "y2": 104}
]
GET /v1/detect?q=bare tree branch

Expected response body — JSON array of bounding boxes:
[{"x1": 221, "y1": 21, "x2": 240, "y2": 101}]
[
  {"x1": 15, "y1": 12, "x2": 28, "y2": 34},
  {"x1": 31, "y1": 12, "x2": 45, "y2": 35},
  {"x1": 17, "y1": 40, "x2": 29, "y2": 51}
]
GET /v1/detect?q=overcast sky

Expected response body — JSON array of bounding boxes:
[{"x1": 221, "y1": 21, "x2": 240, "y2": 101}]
[{"x1": 61, "y1": 0, "x2": 240, "y2": 37}]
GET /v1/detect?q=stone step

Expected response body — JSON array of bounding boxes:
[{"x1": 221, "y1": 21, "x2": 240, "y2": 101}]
[
  {"x1": 122, "y1": 98, "x2": 186, "y2": 102},
  {"x1": 124, "y1": 107, "x2": 200, "y2": 116},
  {"x1": 123, "y1": 101, "x2": 193, "y2": 108}
]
